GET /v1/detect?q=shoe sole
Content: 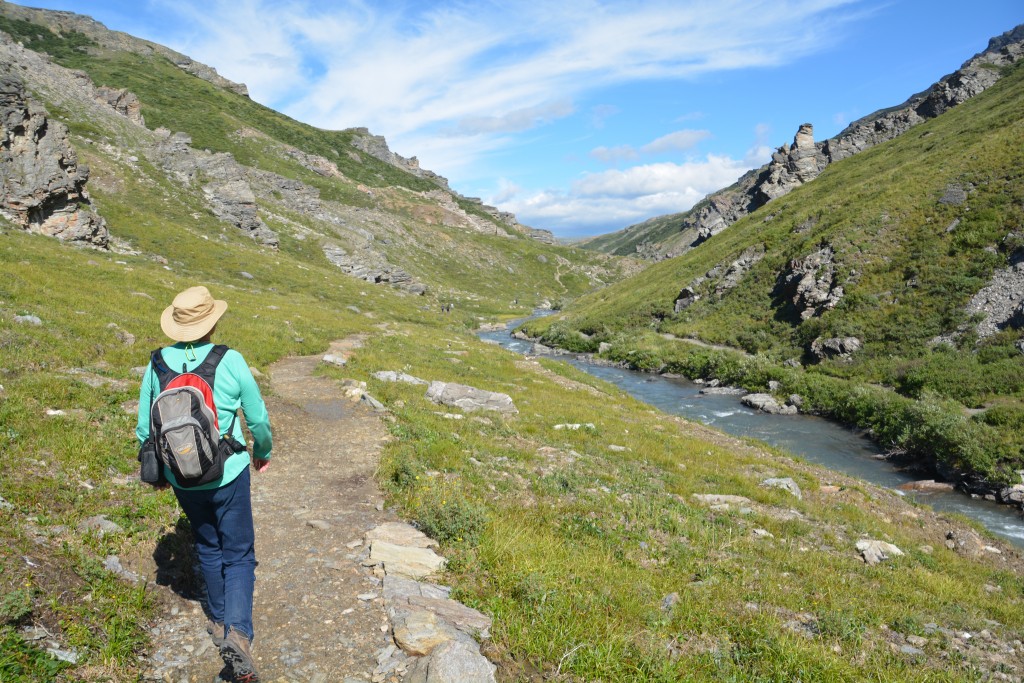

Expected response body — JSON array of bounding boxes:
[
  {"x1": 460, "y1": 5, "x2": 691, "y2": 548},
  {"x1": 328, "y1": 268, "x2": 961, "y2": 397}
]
[{"x1": 220, "y1": 641, "x2": 259, "y2": 682}]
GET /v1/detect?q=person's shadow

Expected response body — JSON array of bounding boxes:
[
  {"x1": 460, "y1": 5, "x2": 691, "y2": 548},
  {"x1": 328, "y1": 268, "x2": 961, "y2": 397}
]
[
  {"x1": 152, "y1": 516, "x2": 235, "y2": 680},
  {"x1": 152, "y1": 514, "x2": 205, "y2": 603}
]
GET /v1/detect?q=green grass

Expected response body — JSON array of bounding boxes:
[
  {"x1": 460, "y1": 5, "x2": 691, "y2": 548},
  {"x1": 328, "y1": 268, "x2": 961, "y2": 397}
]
[
  {"x1": 336, "y1": 322, "x2": 1024, "y2": 681},
  {"x1": 525, "y1": 59, "x2": 1024, "y2": 488}
]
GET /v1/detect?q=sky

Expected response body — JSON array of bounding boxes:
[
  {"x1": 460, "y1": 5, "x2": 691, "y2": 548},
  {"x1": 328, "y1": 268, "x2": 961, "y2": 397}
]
[{"x1": 20, "y1": 1, "x2": 1024, "y2": 238}]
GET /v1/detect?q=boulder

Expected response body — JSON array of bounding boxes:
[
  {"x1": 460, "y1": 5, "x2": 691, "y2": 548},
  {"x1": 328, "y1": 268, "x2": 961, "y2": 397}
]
[
  {"x1": 945, "y1": 529, "x2": 986, "y2": 557},
  {"x1": 404, "y1": 640, "x2": 497, "y2": 683},
  {"x1": 425, "y1": 382, "x2": 517, "y2": 414},
  {"x1": 810, "y1": 336, "x2": 862, "y2": 360},
  {"x1": 370, "y1": 370, "x2": 421, "y2": 387},
  {"x1": 742, "y1": 393, "x2": 798, "y2": 415},
  {"x1": 856, "y1": 539, "x2": 903, "y2": 565}
]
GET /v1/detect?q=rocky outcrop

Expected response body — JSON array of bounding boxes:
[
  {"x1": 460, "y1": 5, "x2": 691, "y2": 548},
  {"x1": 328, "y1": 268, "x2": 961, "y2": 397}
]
[
  {"x1": 962, "y1": 259, "x2": 1024, "y2": 339},
  {"x1": 349, "y1": 127, "x2": 553, "y2": 244},
  {"x1": 754, "y1": 123, "x2": 825, "y2": 205},
  {"x1": 810, "y1": 336, "x2": 862, "y2": 361},
  {"x1": 151, "y1": 129, "x2": 278, "y2": 247},
  {"x1": 777, "y1": 245, "x2": 844, "y2": 320},
  {"x1": 610, "y1": 24, "x2": 1024, "y2": 260},
  {"x1": 672, "y1": 246, "x2": 764, "y2": 312},
  {"x1": 0, "y1": 1, "x2": 250, "y2": 96},
  {"x1": 713, "y1": 245, "x2": 765, "y2": 295},
  {"x1": 93, "y1": 86, "x2": 144, "y2": 126},
  {"x1": 0, "y1": 73, "x2": 107, "y2": 247},
  {"x1": 350, "y1": 128, "x2": 445, "y2": 186},
  {"x1": 673, "y1": 286, "x2": 700, "y2": 313},
  {"x1": 322, "y1": 245, "x2": 426, "y2": 294}
]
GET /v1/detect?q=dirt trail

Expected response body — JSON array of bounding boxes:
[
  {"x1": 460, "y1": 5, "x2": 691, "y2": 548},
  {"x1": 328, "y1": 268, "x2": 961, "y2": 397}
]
[{"x1": 143, "y1": 339, "x2": 398, "y2": 683}]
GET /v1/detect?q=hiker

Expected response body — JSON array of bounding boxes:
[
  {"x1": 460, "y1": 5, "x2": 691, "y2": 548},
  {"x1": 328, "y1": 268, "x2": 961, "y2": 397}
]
[{"x1": 136, "y1": 285, "x2": 272, "y2": 683}]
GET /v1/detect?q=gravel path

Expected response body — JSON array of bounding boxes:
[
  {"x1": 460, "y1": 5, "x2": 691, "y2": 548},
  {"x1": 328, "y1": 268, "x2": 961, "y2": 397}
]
[{"x1": 143, "y1": 338, "x2": 398, "y2": 682}]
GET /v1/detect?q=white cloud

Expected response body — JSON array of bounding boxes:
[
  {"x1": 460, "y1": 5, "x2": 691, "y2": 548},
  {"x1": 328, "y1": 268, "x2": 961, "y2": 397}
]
[
  {"x1": 501, "y1": 148, "x2": 770, "y2": 235},
  {"x1": 590, "y1": 145, "x2": 640, "y2": 163},
  {"x1": 640, "y1": 129, "x2": 712, "y2": 154},
  {"x1": 451, "y1": 100, "x2": 575, "y2": 135},
  {"x1": 151, "y1": 0, "x2": 864, "y2": 173}
]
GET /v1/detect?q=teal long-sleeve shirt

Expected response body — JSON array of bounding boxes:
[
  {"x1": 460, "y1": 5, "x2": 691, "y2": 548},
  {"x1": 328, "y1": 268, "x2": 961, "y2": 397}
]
[{"x1": 136, "y1": 342, "x2": 272, "y2": 490}]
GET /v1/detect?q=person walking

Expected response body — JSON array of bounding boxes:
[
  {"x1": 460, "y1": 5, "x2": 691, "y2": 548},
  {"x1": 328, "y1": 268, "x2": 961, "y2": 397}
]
[{"x1": 136, "y1": 286, "x2": 272, "y2": 683}]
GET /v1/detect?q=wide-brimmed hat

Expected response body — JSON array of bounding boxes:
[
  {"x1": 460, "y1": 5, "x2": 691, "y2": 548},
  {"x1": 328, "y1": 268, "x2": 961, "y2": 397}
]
[{"x1": 160, "y1": 286, "x2": 228, "y2": 342}]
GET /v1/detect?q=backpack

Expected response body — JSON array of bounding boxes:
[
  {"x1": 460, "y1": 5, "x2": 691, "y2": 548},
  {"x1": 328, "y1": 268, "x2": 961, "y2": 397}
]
[{"x1": 147, "y1": 344, "x2": 245, "y2": 488}]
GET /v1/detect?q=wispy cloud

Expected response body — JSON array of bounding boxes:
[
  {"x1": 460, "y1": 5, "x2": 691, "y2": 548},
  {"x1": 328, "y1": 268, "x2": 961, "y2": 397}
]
[
  {"x1": 640, "y1": 129, "x2": 712, "y2": 154},
  {"x1": 154, "y1": 0, "x2": 861, "y2": 157},
  {"x1": 590, "y1": 145, "x2": 640, "y2": 164},
  {"x1": 450, "y1": 100, "x2": 575, "y2": 136}
]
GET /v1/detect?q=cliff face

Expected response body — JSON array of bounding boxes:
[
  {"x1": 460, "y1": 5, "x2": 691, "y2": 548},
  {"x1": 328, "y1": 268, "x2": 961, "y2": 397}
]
[
  {"x1": 587, "y1": 23, "x2": 1024, "y2": 260},
  {"x1": 0, "y1": 71, "x2": 107, "y2": 247}
]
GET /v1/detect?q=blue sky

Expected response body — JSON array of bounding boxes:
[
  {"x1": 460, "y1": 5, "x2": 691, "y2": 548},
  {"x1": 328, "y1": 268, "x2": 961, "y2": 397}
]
[{"x1": 24, "y1": 1, "x2": 1024, "y2": 237}]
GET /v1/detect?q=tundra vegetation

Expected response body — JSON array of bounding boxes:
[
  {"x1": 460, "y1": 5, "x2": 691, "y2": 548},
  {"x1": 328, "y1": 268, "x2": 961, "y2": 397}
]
[{"x1": 0, "y1": 11, "x2": 1022, "y2": 683}]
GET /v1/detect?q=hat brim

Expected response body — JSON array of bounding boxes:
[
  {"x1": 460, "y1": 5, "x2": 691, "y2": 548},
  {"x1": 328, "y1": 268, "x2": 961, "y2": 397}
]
[{"x1": 160, "y1": 299, "x2": 228, "y2": 342}]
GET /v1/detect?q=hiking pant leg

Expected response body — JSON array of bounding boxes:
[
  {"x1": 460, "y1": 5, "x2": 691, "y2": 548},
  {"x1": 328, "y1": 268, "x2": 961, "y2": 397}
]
[
  {"x1": 174, "y1": 486, "x2": 227, "y2": 626},
  {"x1": 213, "y1": 467, "x2": 257, "y2": 641}
]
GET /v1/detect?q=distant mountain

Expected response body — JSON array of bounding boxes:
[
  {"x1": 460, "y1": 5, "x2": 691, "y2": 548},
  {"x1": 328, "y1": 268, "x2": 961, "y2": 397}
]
[{"x1": 581, "y1": 24, "x2": 1024, "y2": 259}]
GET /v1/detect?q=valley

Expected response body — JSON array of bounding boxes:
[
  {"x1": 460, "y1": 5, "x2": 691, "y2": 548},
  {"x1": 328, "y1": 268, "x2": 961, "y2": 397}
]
[{"x1": 2, "y1": 4, "x2": 1024, "y2": 682}]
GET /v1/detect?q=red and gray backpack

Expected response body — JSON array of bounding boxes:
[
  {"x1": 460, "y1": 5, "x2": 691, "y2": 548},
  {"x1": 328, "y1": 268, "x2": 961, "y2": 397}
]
[{"x1": 148, "y1": 345, "x2": 245, "y2": 488}]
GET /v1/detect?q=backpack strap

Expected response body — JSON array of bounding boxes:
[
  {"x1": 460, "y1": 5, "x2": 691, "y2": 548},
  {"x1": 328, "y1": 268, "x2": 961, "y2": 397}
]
[
  {"x1": 192, "y1": 344, "x2": 229, "y2": 385},
  {"x1": 150, "y1": 348, "x2": 177, "y2": 391}
]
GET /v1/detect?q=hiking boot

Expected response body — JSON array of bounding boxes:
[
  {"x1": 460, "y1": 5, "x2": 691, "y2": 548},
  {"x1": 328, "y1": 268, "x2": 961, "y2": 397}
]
[
  {"x1": 220, "y1": 628, "x2": 259, "y2": 683},
  {"x1": 207, "y1": 619, "x2": 225, "y2": 648}
]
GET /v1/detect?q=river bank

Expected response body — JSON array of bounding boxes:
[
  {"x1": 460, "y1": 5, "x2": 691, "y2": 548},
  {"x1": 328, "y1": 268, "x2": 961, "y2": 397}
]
[{"x1": 494, "y1": 317, "x2": 1024, "y2": 547}]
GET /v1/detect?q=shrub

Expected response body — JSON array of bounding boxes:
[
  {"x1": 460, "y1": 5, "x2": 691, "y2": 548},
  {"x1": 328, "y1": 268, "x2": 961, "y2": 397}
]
[{"x1": 413, "y1": 486, "x2": 488, "y2": 546}]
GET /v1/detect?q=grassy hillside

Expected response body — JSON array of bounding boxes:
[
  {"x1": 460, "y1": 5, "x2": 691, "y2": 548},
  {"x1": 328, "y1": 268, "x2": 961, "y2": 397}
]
[
  {"x1": 525, "y1": 59, "x2": 1024, "y2": 488},
  {"x1": 0, "y1": 12, "x2": 631, "y2": 311}
]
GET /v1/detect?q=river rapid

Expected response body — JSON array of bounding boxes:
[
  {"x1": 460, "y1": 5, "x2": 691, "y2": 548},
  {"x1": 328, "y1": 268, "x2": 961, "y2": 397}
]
[{"x1": 478, "y1": 320, "x2": 1024, "y2": 548}]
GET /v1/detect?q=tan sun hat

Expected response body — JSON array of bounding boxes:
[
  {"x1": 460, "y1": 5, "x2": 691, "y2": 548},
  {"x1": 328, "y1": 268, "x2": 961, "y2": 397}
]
[{"x1": 160, "y1": 286, "x2": 228, "y2": 342}]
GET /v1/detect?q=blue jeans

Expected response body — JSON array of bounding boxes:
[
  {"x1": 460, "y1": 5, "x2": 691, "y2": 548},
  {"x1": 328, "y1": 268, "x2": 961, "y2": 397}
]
[{"x1": 173, "y1": 466, "x2": 256, "y2": 641}]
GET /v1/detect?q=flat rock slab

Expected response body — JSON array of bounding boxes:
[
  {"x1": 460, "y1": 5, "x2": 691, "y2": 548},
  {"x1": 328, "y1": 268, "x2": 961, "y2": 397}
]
[
  {"x1": 392, "y1": 609, "x2": 473, "y2": 656},
  {"x1": 367, "y1": 541, "x2": 446, "y2": 579},
  {"x1": 366, "y1": 522, "x2": 439, "y2": 549},
  {"x1": 384, "y1": 575, "x2": 451, "y2": 602},
  {"x1": 425, "y1": 381, "x2": 517, "y2": 414},
  {"x1": 405, "y1": 640, "x2": 497, "y2": 683}
]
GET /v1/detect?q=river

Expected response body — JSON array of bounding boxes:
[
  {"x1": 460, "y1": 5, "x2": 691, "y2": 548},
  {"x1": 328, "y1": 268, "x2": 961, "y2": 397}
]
[{"x1": 478, "y1": 321, "x2": 1024, "y2": 548}]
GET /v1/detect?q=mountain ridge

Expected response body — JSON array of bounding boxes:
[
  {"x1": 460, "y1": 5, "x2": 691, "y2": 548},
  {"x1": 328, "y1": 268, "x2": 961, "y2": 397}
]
[{"x1": 581, "y1": 23, "x2": 1024, "y2": 260}]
